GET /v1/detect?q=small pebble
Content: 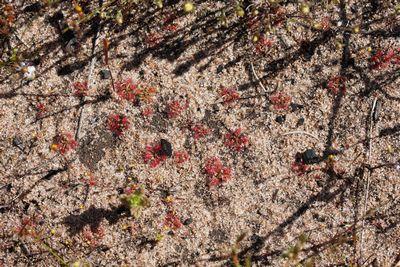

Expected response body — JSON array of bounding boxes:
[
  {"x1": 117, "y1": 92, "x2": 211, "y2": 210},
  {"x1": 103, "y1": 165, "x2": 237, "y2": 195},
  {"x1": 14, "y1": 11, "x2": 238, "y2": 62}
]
[
  {"x1": 183, "y1": 218, "x2": 193, "y2": 225},
  {"x1": 12, "y1": 136, "x2": 24, "y2": 151},
  {"x1": 290, "y1": 103, "x2": 304, "y2": 112},
  {"x1": 100, "y1": 69, "x2": 111, "y2": 79},
  {"x1": 160, "y1": 139, "x2": 173, "y2": 157},
  {"x1": 275, "y1": 115, "x2": 286, "y2": 124},
  {"x1": 297, "y1": 117, "x2": 305, "y2": 127},
  {"x1": 302, "y1": 149, "x2": 319, "y2": 164},
  {"x1": 216, "y1": 65, "x2": 224, "y2": 74},
  {"x1": 24, "y1": 66, "x2": 36, "y2": 81}
]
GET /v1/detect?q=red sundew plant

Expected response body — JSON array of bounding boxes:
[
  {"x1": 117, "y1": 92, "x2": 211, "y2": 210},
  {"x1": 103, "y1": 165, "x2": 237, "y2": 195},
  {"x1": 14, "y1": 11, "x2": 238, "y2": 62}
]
[
  {"x1": 166, "y1": 99, "x2": 189, "y2": 119},
  {"x1": 327, "y1": 76, "x2": 346, "y2": 95},
  {"x1": 143, "y1": 143, "x2": 167, "y2": 168},
  {"x1": 73, "y1": 81, "x2": 88, "y2": 97},
  {"x1": 15, "y1": 216, "x2": 38, "y2": 237},
  {"x1": 145, "y1": 32, "x2": 162, "y2": 47},
  {"x1": 204, "y1": 157, "x2": 232, "y2": 187},
  {"x1": 220, "y1": 87, "x2": 240, "y2": 104},
  {"x1": 173, "y1": 150, "x2": 189, "y2": 164},
  {"x1": 51, "y1": 132, "x2": 78, "y2": 154},
  {"x1": 82, "y1": 172, "x2": 96, "y2": 186},
  {"x1": 114, "y1": 78, "x2": 142, "y2": 102},
  {"x1": 141, "y1": 106, "x2": 154, "y2": 117},
  {"x1": 370, "y1": 49, "x2": 400, "y2": 70},
  {"x1": 255, "y1": 37, "x2": 274, "y2": 54},
  {"x1": 291, "y1": 161, "x2": 310, "y2": 176},
  {"x1": 164, "y1": 212, "x2": 183, "y2": 230},
  {"x1": 191, "y1": 123, "x2": 210, "y2": 140},
  {"x1": 36, "y1": 102, "x2": 46, "y2": 118},
  {"x1": 82, "y1": 224, "x2": 105, "y2": 247},
  {"x1": 269, "y1": 92, "x2": 292, "y2": 110},
  {"x1": 0, "y1": 4, "x2": 15, "y2": 36},
  {"x1": 319, "y1": 16, "x2": 332, "y2": 31},
  {"x1": 108, "y1": 114, "x2": 130, "y2": 137},
  {"x1": 139, "y1": 86, "x2": 157, "y2": 103},
  {"x1": 224, "y1": 128, "x2": 249, "y2": 152}
]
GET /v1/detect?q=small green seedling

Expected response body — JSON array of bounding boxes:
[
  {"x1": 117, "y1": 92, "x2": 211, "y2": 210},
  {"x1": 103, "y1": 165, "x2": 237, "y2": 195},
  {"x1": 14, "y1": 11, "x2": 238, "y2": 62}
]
[{"x1": 121, "y1": 187, "x2": 150, "y2": 218}]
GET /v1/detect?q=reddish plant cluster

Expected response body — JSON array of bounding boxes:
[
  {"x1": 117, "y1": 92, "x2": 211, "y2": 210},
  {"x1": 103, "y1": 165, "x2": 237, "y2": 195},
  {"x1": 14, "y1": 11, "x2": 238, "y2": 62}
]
[
  {"x1": 291, "y1": 161, "x2": 310, "y2": 176},
  {"x1": 15, "y1": 216, "x2": 38, "y2": 237},
  {"x1": 327, "y1": 75, "x2": 346, "y2": 95},
  {"x1": 191, "y1": 123, "x2": 210, "y2": 140},
  {"x1": 145, "y1": 32, "x2": 162, "y2": 47},
  {"x1": 204, "y1": 157, "x2": 232, "y2": 186},
  {"x1": 141, "y1": 106, "x2": 154, "y2": 117},
  {"x1": 82, "y1": 225, "x2": 105, "y2": 247},
  {"x1": 73, "y1": 81, "x2": 88, "y2": 97},
  {"x1": 108, "y1": 114, "x2": 130, "y2": 137},
  {"x1": 269, "y1": 91, "x2": 292, "y2": 110},
  {"x1": 82, "y1": 172, "x2": 96, "y2": 186},
  {"x1": 164, "y1": 212, "x2": 183, "y2": 230},
  {"x1": 220, "y1": 87, "x2": 240, "y2": 104},
  {"x1": 255, "y1": 37, "x2": 274, "y2": 54},
  {"x1": 36, "y1": 102, "x2": 46, "y2": 118},
  {"x1": 139, "y1": 86, "x2": 157, "y2": 103},
  {"x1": 370, "y1": 49, "x2": 400, "y2": 70},
  {"x1": 166, "y1": 99, "x2": 189, "y2": 119},
  {"x1": 224, "y1": 128, "x2": 249, "y2": 152},
  {"x1": 0, "y1": 4, "x2": 15, "y2": 36},
  {"x1": 143, "y1": 142, "x2": 167, "y2": 168},
  {"x1": 114, "y1": 78, "x2": 141, "y2": 102},
  {"x1": 162, "y1": 14, "x2": 178, "y2": 32},
  {"x1": 51, "y1": 132, "x2": 78, "y2": 154},
  {"x1": 173, "y1": 150, "x2": 189, "y2": 164}
]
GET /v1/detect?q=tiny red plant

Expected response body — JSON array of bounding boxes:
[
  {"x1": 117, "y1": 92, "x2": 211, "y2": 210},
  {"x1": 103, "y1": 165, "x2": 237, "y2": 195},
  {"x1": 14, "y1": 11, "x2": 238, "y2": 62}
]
[
  {"x1": 145, "y1": 32, "x2": 162, "y2": 47},
  {"x1": 82, "y1": 224, "x2": 105, "y2": 247},
  {"x1": 164, "y1": 212, "x2": 183, "y2": 230},
  {"x1": 15, "y1": 216, "x2": 38, "y2": 237},
  {"x1": 255, "y1": 37, "x2": 274, "y2": 54},
  {"x1": 141, "y1": 106, "x2": 154, "y2": 117},
  {"x1": 36, "y1": 102, "x2": 46, "y2": 118},
  {"x1": 370, "y1": 49, "x2": 400, "y2": 70},
  {"x1": 51, "y1": 132, "x2": 78, "y2": 154},
  {"x1": 143, "y1": 143, "x2": 167, "y2": 168},
  {"x1": 0, "y1": 4, "x2": 15, "y2": 36},
  {"x1": 204, "y1": 157, "x2": 232, "y2": 186},
  {"x1": 82, "y1": 172, "x2": 96, "y2": 186},
  {"x1": 191, "y1": 123, "x2": 210, "y2": 140},
  {"x1": 224, "y1": 128, "x2": 249, "y2": 152},
  {"x1": 114, "y1": 78, "x2": 141, "y2": 102},
  {"x1": 139, "y1": 87, "x2": 157, "y2": 103},
  {"x1": 291, "y1": 161, "x2": 310, "y2": 176},
  {"x1": 269, "y1": 92, "x2": 292, "y2": 110},
  {"x1": 166, "y1": 99, "x2": 189, "y2": 119},
  {"x1": 220, "y1": 87, "x2": 240, "y2": 104},
  {"x1": 173, "y1": 150, "x2": 189, "y2": 164},
  {"x1": 73, "y1": 81, "x2": 88, "y2": 97},
  {"x1": 108, "y1": 114, "x2": 130, "y2": 136},
  {"x1": 327, "y1": 76, "x2": 346, "y2": 95}
]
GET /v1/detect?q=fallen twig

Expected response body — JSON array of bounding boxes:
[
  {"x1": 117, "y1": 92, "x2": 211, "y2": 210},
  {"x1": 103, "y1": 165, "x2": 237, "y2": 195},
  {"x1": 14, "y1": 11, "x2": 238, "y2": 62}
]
[
  {"x1": 250, "y1": 62, "x2": 267, "y2": 93},
  {"x1": 359, "y1": 97, "x2": 378, "y2": 261},
  {"x1": 282, "y1": 131, "x2": 319, "y2": 141}
]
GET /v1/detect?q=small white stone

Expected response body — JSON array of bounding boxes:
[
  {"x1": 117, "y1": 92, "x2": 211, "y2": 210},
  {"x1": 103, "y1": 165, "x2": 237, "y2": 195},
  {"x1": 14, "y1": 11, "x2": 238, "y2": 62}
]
[{"x1": 24, "y1": 66, "x2": 36, "y2": 80}]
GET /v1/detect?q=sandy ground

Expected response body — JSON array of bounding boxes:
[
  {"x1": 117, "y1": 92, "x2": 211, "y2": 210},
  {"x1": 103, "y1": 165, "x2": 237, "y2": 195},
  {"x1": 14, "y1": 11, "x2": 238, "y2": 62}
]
[{"x1": 1, "y1": 1, "x2": 399, "y2": 266}]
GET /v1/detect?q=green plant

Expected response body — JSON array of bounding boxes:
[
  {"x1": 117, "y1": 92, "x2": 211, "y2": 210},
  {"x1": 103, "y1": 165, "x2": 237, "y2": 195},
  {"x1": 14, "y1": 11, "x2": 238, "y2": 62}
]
[{"x1": 121, "y1": 187, "x2": 150, "y2": 218}]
